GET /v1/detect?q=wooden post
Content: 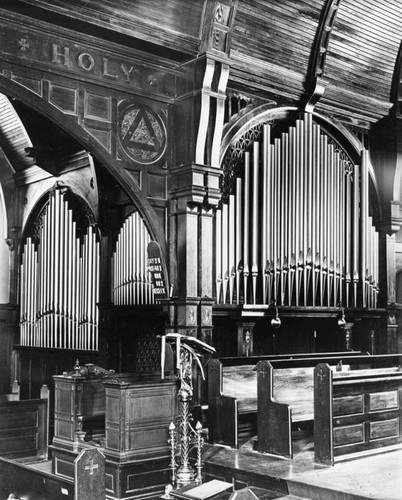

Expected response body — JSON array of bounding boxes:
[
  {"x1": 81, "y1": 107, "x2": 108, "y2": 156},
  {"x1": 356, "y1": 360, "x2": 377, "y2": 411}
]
[
  {"x1": 338, "y1": 322, "x2": 354, "y2": 351},
  {"x1": 314, "y1": 363, "x2": 333, "y2": 466},
  {"x1": 237, "y1": 321, "x2": 255, "y2": 356}
]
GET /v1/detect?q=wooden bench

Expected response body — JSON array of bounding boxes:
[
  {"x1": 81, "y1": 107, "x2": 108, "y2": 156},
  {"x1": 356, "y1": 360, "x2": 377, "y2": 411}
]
[
  {"x1": 208, "y1": 351, "x2": 367, "y2": 448},
  {"x1": 0, "y1": 384, "x2": 49, "y2": 462},
  {"x1": 314, "y1": 355, "x2": 402, "y2": 465},
  {"x1": 0, "y1": 381, "x2": 20, "y2": 402},
  {"x1": 256, "y1": 353, "x2": 402, "y2": 459}
]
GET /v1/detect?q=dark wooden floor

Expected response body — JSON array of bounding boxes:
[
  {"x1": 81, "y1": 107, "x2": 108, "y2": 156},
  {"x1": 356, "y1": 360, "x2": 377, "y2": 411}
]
[{"x1": 0, "y1": 439, "x2": 401, "y2": 500}]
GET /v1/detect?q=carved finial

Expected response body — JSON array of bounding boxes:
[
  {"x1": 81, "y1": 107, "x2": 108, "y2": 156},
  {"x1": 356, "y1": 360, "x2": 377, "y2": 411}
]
[{"x1": 74, "y1": 359, "x2": 81, "y2": 375}]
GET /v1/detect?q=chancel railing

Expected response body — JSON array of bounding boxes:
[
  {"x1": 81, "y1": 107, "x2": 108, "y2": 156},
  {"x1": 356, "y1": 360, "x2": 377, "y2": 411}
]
[
  {"x1": 215, "y1": 112, "x2": 379, "y2": 309},
  {"x1": 112, "y1": 211, "x2": 154, "y2": 305},
  {"x1": 20, "y1": 188, "x2": 100, "y2": 349}
]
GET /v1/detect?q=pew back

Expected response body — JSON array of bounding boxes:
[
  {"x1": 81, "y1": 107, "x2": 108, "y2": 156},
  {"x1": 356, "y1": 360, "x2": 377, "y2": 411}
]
[
  {"x1": 0, "y1": 385, "x2": 49, "y2": 461},
  {"x1": 0, "y1": 381, "x2": 20, "y2": 402},
  {"x1": 208, "y1": 351, "x2": 368, "y2": 448},
  {"x1": 255, "y1": 353, "x2": 398, "y2": 457},
  {"x1": 314, "y1": 358, "x2": 402, "y2": 465}
]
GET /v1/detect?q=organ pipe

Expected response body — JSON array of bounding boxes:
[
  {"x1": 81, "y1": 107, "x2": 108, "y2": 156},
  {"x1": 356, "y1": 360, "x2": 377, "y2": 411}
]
[
  {"x1": 19, "y1": 188, "x2": 99, "y2": 350},
  {"x1": 112, "y1": 211, "x2": 154, "y2": 306},
  {"x1": 215, "y1": 113, "x2": 379, "y2": 309}
]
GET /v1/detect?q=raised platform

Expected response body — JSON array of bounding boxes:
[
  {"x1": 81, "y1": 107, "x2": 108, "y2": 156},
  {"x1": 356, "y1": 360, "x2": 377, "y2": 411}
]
[
  {"x1": 0, "y1": 438, "x2": 400, "y2": 500},
  {"x1": 202, "y1": 437, "x2": 402, "y2": 500}
]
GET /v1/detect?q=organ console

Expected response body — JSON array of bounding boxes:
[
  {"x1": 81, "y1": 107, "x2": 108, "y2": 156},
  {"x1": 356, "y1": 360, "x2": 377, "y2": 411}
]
[{"x1": 216, "y1": 112, "x2": 379, "y2": 310}]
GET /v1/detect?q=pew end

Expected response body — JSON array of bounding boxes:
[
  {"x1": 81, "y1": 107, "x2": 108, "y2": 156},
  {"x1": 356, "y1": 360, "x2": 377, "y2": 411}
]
[
  {"x1": 255, "y1": 361, "x2": 293, "y2": 458},
  {"x1": 314, "y1": 359, "x2": 402, "y2": 465},
  {"x1": 208, "y1": 358, "x2": 258, "y2": 448},
  {"x1": 0, "y1": 381, "x2": 21, "y2": 402},
  {"x1": 0, "y1": 384, "x2": 49, "y2": 463}
]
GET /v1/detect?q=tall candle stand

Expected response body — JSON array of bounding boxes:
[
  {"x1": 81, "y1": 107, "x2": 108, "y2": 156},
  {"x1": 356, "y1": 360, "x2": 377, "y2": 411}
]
[
  {"x1": 169, "y1": 349, "x2": 204, "y2": 487},
  {"x1": 160, "y1": 334, "x2": 215, "y2": 494}
]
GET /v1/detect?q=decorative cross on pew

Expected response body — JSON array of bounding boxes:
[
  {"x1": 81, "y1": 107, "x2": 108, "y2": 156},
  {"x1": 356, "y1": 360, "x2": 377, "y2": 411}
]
[
  {"x1": 84, "y1": 458, "x2": 99, "y2": 475},
  {"x1": 75, "y1": 447, "x2": 105, "y2": 499}
]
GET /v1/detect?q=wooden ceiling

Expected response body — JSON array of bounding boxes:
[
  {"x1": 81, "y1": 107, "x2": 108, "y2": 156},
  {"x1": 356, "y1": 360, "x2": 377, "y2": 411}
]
[{"x1": 2, "y1": 0, "x2": 402, "y2": 127}]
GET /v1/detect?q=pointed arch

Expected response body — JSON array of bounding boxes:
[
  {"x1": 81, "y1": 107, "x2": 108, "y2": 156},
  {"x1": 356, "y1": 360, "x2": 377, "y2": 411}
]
[{"x1": 0, "y1": 76, "x2": 167, "y2": 259}]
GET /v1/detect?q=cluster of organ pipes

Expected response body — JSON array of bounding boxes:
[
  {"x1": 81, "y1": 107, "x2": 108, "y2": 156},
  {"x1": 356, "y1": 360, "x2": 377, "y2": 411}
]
[
  {"x1": 112, "y1": 211, "x2": 154, "y2": 305},
  {"x1": 215, "y1": 113, "x2": 379, "y2": 309},
  {"x1": 20, "y1": 188, "x2": 99, "y2": 350}
]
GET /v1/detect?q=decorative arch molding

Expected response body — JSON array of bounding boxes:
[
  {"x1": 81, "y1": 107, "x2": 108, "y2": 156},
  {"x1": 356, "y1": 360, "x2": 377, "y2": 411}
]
[
  {"x1": 215, "y1": 106, "x2": 381, "y2": 310},
  {"x1": 0, "y1": 74, "x2": 168, "y2": 259},
  {"x1": 0, "y1": 182, "x2": 10, "y2": 303},
  {"x1": 220, "y1": 104, "x2": 381, "y2": 220},
  {"x1": 0, "y1": 147, "x2": 17, "y2": 243}
]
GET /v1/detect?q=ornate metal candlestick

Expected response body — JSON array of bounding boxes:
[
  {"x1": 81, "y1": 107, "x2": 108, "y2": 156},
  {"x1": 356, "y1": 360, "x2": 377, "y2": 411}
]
[{"x1": 161, "y1": 333, "x2": 214, "y2": 490}]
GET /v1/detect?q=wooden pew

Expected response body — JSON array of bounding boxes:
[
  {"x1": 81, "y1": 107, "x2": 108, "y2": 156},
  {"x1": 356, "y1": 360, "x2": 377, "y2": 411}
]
[
  {"x1": 208, "y1": 351, "x2": 367, "y2": 448},
  {"x1": 0, "y1": 380, "x2": 20, "y2": 402},
  {"x1": 314, "y1": 355, "x2": 402, "y2": 465},
  {"x1": 0, "y1": 384, "x2": 49, "y2": 462},
  {"x1": 256, "y1": 353, "x2": 402, "y2": 459}
]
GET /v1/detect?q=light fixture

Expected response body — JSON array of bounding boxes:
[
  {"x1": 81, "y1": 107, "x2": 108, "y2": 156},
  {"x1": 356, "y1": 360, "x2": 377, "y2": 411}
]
[
  {"x1": 338, "y1": 305, "x2": 346, "y2": 328},
  {"x1": 271, "y1": 301, "x2": 281, "y2": 329}
]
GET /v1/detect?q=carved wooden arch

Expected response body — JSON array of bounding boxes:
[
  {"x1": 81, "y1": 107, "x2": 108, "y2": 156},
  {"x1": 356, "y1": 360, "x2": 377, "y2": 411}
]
[
  {"x1": 0, "y1": 93, "x2": 30, "y2": 240},
  {"x1": 390, "y1": 39, "x2": 402, "y2": 204},
  {"x1": 0, "y1": 74, "x2": 168, "y2": 259}
]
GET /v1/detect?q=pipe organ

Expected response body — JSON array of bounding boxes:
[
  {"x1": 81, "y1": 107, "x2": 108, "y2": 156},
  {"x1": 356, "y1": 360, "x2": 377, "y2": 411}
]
[
  {"x1": 215, "y1": 112, "x2": 379, "y2": 309},
  {"x1": 112, "y1": 211, "x2": 154, "y2": 305},
  {"x1": 20, "y1": 188, "x2": 100, "y2": 350}
]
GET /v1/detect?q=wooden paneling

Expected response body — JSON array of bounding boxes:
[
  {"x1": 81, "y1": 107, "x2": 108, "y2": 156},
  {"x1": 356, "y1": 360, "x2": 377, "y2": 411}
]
[
  {"x1": 315, "y1": 362, "x2": 402, "y2": 465},
  {"x1": 104, "y1": 377, "x2": 178, "y2": 461},
  {"x1": 229, "y1": 0, "x2": 322, "y2": 101},
  {"x1": 0, "y1": 397, "x2": 48, "y2": 460},
  {"x1": 11, "y1": 0, "x2": 204, "y2": 58}
]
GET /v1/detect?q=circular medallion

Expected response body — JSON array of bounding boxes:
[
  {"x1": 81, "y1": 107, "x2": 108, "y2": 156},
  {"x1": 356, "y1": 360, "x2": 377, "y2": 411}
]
[{"x1": 118, "y1": 104, "x2": 167, "y2": 165}]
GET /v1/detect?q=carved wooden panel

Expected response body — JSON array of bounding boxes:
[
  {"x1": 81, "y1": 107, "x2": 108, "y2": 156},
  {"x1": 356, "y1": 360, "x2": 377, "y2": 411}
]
[
  {"x1": 333, "y1": 394, "x2": 364, "y2": 416},
  {"x1": 333, "y1": 423, "x2": 364, "y2": 447},
  {"x1": 369, "y1": 418, "x2": 399, "y2": 440},
  {"x1": 369, "y1": 391, "x2": 398, "y2": 412}
]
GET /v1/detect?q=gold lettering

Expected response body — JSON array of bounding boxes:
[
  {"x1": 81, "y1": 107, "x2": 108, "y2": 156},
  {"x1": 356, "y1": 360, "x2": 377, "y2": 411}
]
[{"x1": 52, "y1": 44, "x2": 70, "y2": 66}]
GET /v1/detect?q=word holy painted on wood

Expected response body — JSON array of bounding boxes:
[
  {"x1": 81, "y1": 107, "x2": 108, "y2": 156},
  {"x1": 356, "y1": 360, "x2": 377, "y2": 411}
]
[{"x1": 0, "y1": 24, "x2": 175, "y2": 96}]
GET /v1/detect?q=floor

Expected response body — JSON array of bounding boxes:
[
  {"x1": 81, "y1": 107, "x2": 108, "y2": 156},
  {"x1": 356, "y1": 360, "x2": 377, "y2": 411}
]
[
  {"x1": 202, "y1": 437, "x2": 402, "y2": 500},
  {"x1": 1, "y1": 440, "x2": 401, "y2": 500}
]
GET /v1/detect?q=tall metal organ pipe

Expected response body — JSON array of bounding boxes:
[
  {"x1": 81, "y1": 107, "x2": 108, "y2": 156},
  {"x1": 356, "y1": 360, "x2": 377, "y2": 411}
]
[{"x1": 215, "y1": 113, "x2": 379, "y2": 308}]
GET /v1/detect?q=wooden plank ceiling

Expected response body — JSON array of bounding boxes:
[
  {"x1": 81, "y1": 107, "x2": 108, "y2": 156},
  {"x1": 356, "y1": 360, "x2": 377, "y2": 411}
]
[{"x1": 2, "y1": 0, "x2": 402, "y2": 125}]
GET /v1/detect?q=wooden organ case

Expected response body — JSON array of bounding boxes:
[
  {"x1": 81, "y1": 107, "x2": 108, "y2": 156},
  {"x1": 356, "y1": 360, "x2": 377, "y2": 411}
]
[{"x1": 214, "y1": 111, "x2": 382, "y2": 355}]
